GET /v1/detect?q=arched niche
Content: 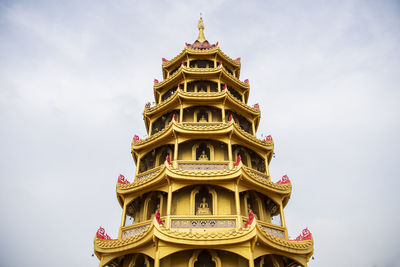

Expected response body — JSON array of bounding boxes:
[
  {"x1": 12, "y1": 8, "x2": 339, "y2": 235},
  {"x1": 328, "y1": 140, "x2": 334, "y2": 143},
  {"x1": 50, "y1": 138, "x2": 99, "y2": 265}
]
[
  {"x1": 182, "y1": 106, "x2": 222, "y2": 123},
  {"x1": 143, "y1": 191, "x2": 164, "y2": 220},
  {"x1": 194, "y1": 108, "x2": 212, "y2": 122},
  {"x1": 140, "y1": 144, "x2": 174, "y2": 173},
  {"x1": 233, "y1": 147, "x2": 250, "y2": 167},
  {"x1": 124, "y1": 191, "x2": 166, "y2": 225},
  {"x1": 192, "y1": 142, "x2": 214, "y2": 161},
  {"x1": 128, "y1": 254, "x2": 152, "y2": 267},
  {"x1": 190, "y1": 186, "x2": 217, "y2": 215},
  {"x1": 232, "y1": 145, "x2": 266, "y2": 173},
  {"x1": 155, "y1": 145, "x2": 174, "y2": 166},
  {"x1": 189, "y1": 250, "x2": 221, "y2": 267},
  {"x1": 242, "y1": 191, "x2": 264, "y2": 220},
  {"x1": 225, "y1": 109, "x2": 252, "y2": 134},
  {"x1": 189, "y1": 59, "x2": 215, "y2": 68},
  {"x1": 151, "y1": 110, "x2": 179, "y2": 134},
  {"x1": 187, "y1": 80, "x2": 218, "y2": 93},
  {"x1": 256, "y1": 254, "x2": 302, "y2": 267}
]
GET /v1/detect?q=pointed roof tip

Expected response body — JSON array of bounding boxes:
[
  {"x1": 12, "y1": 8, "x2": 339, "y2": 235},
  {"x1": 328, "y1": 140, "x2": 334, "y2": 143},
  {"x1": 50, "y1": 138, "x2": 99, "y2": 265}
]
[{"x1": 197, "y1": 17, "x2": 206, "y2": 43}]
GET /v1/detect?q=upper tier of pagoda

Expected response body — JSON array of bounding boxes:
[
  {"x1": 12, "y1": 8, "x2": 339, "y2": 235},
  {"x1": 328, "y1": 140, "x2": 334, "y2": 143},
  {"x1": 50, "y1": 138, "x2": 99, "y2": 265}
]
[{"x1": 157, "y1": 17, "x2": 245, "y2": 103}]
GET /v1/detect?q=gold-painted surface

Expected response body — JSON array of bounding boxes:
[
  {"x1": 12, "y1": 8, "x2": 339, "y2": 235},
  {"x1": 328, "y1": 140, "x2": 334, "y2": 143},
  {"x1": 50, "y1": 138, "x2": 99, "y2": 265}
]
[
  {"x1": 197, "y1": 17, "x2": 206, "y2": 42},
  {"x1": 94, "y1": 22, "x2": 314, "y2": 267}
]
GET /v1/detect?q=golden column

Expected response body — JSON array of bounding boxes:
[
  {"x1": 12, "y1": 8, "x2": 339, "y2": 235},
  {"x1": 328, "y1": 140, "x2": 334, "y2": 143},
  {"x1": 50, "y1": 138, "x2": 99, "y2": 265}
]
[{"x1": 94, "y1": 18, "x2": 314, "y2": 267}]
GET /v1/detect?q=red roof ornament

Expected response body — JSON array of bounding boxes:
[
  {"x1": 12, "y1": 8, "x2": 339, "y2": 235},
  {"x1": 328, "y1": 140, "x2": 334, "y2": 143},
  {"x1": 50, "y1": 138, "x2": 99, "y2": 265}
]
[
  {"x1": 177, "y1": 84, "x2": 181, "y2": 90},
  {"x1": 173, "y1": 114, "x2": 177, "y2": 121},
  {"x1": 253, "y1": 103, "x2": 259, "y2": 109},
  {"x1": 244, "y1": 210, "x2": 255, "y2": 228},
  {"x1": 182, "y1": 61, "x2": 186, "y2": 66},
  {"x1": 216, "y1": 42, "x2": 218, "y2": 46},
  {"x1": 155, "y1": 209, "x2": 164, "y2": 226},
  {"x1": 235, "y1": 57, "x2": 241, "y2": 61},
  {"x1": 291, "y1": 228, "x2": 312, "y2": 241},
  {"x1": 277, "y1": 174, "x2": 291, "y2": 185},
  {"x1": 234, "y1": 155, "x2": 241, "y2": 167},
  {"x1": 223, "y1": 84, "x2": 227, "y2": 90},
  {"x1": 117, "y1": 174, "x2": 130, "y2": 185},
  {"x1": 162, "y1": 58, "x2": 168, "y2": 62},
  {"x1": 185, "y1": 42, "x2": 189, "y2": 47},
  {"x1": 144, "y1": 103, "x2": 150, "y2": 109},
  {"x1": 228, "y1": 114, "x2": 233, "y2": 122},
  {"x1": 166, "y1": 154, "x2": 172, "y2": 165},
  {"x1": 218, "y1": 61, "x2": 222, "y2": 66},
  {"x1": 96, "y1": 227, "x2": 115, "y2": 240},
  {"x1": 244, "y1": 79, "x2": 249, "y2": 84},
  {"x1": 154, "y1": 79, "x2": 159, "y2": 83},
  {"x1": 132, "y1": 135, "x2": 140, "y2": 142},
  {"x1": 265, "y1": 135, "x2": 273, "y2": 142}
]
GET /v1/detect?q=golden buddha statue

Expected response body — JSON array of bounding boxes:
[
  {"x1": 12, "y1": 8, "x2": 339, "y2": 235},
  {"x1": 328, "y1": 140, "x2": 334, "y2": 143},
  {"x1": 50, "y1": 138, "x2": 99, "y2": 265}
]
[
  {"x1": 198, "y1": 150, "x2": 209, "y2": 160},
  {"x1": 199, "y1": 114, "x2": 207, "y2": 122},
  {"x1": 196, "y1": 197, "x2": 211, "y2": 215}
]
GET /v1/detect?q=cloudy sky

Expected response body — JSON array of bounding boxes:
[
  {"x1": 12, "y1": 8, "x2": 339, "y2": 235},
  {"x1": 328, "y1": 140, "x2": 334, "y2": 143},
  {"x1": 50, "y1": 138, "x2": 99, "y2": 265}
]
[{"x1": 1, "y1": 0, "x2": 399, "y2": 266}]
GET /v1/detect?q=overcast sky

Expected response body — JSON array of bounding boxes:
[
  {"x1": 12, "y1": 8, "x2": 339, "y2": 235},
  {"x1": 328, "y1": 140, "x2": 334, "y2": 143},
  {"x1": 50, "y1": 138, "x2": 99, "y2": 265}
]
[{"x1": 0, "y1": 1, "x2": 399, "y2": 266}]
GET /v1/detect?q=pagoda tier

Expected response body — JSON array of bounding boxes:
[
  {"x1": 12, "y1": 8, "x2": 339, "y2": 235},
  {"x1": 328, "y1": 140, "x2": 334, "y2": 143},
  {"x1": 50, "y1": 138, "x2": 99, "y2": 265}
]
[
  {"x1": 143, "y1": 90, "x2": 261, "y2": 134},
  {"x1": 154, "y1": 64, "x2": 250, "y2": 104},
  {"x1": 94, "y1": 18, "x2": 314, "y2": 267}
]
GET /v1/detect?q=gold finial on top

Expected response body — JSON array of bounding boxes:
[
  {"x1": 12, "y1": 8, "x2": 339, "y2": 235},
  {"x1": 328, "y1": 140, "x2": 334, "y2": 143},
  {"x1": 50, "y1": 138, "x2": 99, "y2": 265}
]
[{"x1": 197, "y1": 16, "x2": 206, "y2": 43}]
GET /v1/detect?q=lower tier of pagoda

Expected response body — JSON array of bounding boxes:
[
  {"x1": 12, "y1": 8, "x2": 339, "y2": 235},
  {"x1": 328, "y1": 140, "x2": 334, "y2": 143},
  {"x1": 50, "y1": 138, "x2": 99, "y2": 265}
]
[{"x1": 94, "y1": 217, "x2": 313, "y2": 267}]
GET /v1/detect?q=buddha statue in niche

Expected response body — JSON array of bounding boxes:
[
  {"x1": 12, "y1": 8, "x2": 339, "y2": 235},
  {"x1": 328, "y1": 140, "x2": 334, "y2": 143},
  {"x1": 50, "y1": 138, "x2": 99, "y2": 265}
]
[
  {"x1": 198, "y1": 150, "x2": 209, "y2": 160},
  {"x1": 196, "y1": 197, "x2": 211, "y2": 215},
  {"x1": 199, "y1": 114, "x2": 207, "y2": 122}
]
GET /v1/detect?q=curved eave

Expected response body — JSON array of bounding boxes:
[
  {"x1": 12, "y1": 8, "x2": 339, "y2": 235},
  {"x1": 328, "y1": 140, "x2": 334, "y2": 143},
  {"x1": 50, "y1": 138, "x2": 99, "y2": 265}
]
[
  {"x1": 94, "y1": 223, "x2": 155, "y2": 265},
  {"x1": 116, "y1": 163, "x2": 291, "y2": 206},
  {"x1": 161, "y1": 47, "x2": 241, "y2": 78},
  {"x1": 255, "y1": 225, "x2": 314, "y2": 266},
  {"x1": 132, "y1": 121, "x2": 272, "y2": 158},
  {"x1": 144, "y1": 90, "x2": 260, "y2": 133},
  {"x1": 241, "y1": 166, "x2": 292, "y2": 197},
  {"x1": 117, "y1": 165, "x2": 168, "y2": 203},
  {"x1": 154, "y1": 66, "x2": 249, "y2": 104}
]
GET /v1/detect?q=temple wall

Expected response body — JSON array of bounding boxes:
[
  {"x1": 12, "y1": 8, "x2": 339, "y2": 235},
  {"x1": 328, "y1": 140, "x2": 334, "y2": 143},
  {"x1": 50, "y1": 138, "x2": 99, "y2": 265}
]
[{"x1": 215, "y1": 187, "x2": 235, "y2": 215}]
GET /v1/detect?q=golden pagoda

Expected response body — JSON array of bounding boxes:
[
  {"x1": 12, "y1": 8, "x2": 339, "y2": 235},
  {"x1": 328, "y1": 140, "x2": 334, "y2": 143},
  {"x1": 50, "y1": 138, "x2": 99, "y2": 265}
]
[{"x1": 94, "y1": 18, "x2": 314, "y2": 267}]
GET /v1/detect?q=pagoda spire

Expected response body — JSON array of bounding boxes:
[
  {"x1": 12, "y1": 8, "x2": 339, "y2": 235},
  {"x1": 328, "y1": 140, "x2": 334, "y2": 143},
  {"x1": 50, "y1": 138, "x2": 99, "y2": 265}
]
[{"x1": 197, "y1": 17, "x2": 206, "y2": 42}]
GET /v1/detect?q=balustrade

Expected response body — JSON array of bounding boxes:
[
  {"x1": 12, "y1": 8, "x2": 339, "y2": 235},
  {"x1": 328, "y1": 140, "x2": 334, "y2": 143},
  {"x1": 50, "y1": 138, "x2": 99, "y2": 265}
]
[
  {"x1": 181, "y1": 121, "x2": 223, "y2": 127},
  {"x1": 171, "y1": 216, "x2": 236, "y2": 229},
  {"x1": 177, "y1": 161, "x2": 229, "y2": 171},
  {"x1": 136, "y1": 166, "x2": 162, "y2": 182},
  {"x1": 258, "y1": 221, "x2": 286, "y2": 239},
  {"x1": 121, "y1": 222, "x2": 151, "y2": 239}
]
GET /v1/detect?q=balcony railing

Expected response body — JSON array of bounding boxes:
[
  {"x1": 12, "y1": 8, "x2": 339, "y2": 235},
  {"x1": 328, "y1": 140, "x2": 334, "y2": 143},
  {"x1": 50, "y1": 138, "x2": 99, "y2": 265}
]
[
  {"x1": 171, "y1": 215, "x2": 237, "y2": 229},
  {"x1": 136, "y1": 165, "x2": 163, "y2": 182},
  {"x1": 244, "y1": 167, "x2": 270, "y2": 181},
  {"x1": 177, "y1": 160, "x2": 230, "y2": 171},
  {"x1": 257, "y1": 221, "x2": 286, "y2": 239},
  {"x1": 181, "y1": 121, "x2": 223, "y2": 127},
  {"x1": 121, "y1": 221, "x2": 151, "y2": 239}
]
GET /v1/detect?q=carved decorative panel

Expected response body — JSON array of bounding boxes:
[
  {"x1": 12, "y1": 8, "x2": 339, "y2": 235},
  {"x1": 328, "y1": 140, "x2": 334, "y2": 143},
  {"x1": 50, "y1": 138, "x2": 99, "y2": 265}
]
[
  {"x1": 178, "y1": 163, "x2": 229, "y2": 171},
  {"x1": 121, "y1": 224, "x2": 150, "y2": 239},
  {"x1": 171, "y1": 219, "x2": 236, "y2": 228},
  {"x1": 260, "y1": 225, "x2": 285, "y2": 239}
]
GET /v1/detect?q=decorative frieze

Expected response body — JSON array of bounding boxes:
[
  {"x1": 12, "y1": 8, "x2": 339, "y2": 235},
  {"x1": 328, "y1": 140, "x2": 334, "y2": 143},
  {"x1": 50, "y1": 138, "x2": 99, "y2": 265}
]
[
  {"x1": 248, "y1": 169, "x2": 269, "y2": 181},
  {"x1": 171, "y1": 219, "x2": 236, "y2": 228},
  {"x1": 260, "y1": 224, "x2": 285, "y2": 239},
  {"x1": 178, "y1": 162, "x2": 229, "y2": 171},
  {"x1": 121, "y1": 223, "x2": 150, "y2": 239},
  {"x1": 136, "y1": 166, "x2": 162, "y2": 182}
]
